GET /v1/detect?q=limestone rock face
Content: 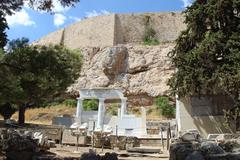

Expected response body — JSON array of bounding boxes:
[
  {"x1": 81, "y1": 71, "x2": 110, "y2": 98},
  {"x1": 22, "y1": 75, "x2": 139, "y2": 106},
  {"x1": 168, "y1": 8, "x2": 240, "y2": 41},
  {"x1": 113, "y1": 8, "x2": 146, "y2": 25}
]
[
  {"x1": 68, "y1": 43, "x2": 175, "y2": 106},
  {"x1": 102, "y1": 46, "x2": 128, "y2": 79}
]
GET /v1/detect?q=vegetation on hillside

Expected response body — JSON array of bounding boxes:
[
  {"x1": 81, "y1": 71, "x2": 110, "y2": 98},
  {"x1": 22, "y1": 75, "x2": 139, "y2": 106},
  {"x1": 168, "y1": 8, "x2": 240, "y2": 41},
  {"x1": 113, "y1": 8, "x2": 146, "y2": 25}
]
[
  {"x1": 142, "y1": 15, "x2": 160, "y2": 45},
  {"x1": 168, "y1": 0, "x2": 240, "y2": 126},
  {"x1": 147, "y1": 96, "x2": 175, "y2": 118}
]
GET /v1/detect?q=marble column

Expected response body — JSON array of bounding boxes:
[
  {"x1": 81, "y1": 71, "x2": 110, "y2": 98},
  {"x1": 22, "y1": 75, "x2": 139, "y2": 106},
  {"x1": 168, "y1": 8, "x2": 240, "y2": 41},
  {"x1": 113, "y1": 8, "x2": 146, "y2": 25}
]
[
  {"x1": 141, "y1": 107, "x2": 147, "y2": 136},
  {"x1": 120, "y1": 97, "x2": 127, "y2": 119},
  {"x1": 76, "y1": 98, "x2": 83, "y2": 124},
  {"x1": 96, "y1": 98, "x2": 105, "y2": 130},
  {"x1": 175, "y1": 95, "x2": 181, "y2": 134}
]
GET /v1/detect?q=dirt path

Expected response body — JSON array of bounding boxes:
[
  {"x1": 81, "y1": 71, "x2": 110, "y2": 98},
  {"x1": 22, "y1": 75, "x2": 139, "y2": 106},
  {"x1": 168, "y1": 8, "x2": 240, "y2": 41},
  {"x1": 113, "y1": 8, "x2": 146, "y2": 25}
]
[{"x1": 50, "y1": 145, "x2": 169, "y2": 160}]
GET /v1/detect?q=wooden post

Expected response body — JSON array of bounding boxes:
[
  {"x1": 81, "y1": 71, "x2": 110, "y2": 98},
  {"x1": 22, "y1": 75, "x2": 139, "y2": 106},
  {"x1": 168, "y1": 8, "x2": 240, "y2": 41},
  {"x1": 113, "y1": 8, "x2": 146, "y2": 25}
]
[
  {"x1": 92, "y1": 121, "x2": 95, "y2": 149},
  {"x1": 166, "y1": 122, "x2": 172, "y2": 150},
  {"x1": 76, "y1": 134, "x2": 79, "y2": 151},
  {"x1": 169, "y1": 122, "x2": 172, "y2": 138},
  {"x1": 115, "y1": 125, "x2": 118, "y2": 149},
  {"x1": 160, "y1": 126, "x2": 164, "y2": 150},
  {"x1": 166, "y1": 125, "x2": 170, "y2": 150},
  {"x1": 101, "y1": 131, "x2": 104, "y2": 153}
]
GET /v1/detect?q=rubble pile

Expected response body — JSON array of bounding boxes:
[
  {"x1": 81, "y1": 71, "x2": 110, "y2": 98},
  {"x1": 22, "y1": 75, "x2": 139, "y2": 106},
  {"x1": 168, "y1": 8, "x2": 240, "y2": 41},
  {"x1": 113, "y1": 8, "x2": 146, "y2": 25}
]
[
  {"x1": 170, "y1": 131, "x2": 240, "y2": 160},
  {"x1": 80, "y1": 151, "x2": 118, "y2": 160},
  {"x1": 0, "y1": 129, "x2": 50, "y2": 160}
]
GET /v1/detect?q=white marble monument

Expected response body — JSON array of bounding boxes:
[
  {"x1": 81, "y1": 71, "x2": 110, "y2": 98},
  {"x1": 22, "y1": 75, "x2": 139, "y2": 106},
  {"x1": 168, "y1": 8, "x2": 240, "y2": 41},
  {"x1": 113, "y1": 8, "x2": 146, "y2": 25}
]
[
  {"x1": 75, "y1": 88, "x2": 127, "y2": 131},
  {"x1": 75, "y1": 88, "x2": 147, "y2": 137}
]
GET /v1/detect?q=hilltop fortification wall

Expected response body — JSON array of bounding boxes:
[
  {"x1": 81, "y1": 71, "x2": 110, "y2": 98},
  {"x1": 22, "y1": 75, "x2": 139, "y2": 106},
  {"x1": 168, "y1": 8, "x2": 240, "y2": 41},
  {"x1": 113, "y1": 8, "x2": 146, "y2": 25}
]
[
  {"x1": 34, "y1": 29, "x2": 64, "y2": 46},
  {"x1": 64, "y1": 14, "x2": 116, "y2": 48},
  {"x1": 114, "y1": 12, "x2": 185, "y2": 44},
  {"x1": 34, "y1": 12, "x2": 185, "y2": 48}
]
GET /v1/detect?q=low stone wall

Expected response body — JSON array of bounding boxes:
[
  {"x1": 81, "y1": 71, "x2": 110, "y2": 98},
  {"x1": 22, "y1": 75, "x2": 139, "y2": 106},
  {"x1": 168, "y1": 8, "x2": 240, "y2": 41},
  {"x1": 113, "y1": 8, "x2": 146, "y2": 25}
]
[{"x1": 176, "y1": 97, "x2": 236, "y2": 138}]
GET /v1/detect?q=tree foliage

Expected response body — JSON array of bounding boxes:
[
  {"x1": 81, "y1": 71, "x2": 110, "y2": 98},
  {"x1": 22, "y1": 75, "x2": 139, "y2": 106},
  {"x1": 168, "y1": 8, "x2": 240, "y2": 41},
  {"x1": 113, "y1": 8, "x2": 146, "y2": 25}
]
[
  {"x1": 83, "y1": 100, "x2": 98, "y2": 111},
  {"x1": 0, "y1": 0, "x2": 80, "y2": 15},
  {"x1": 0, "y1": 38, "x2": 82, "y2": 123},
  {"x1": 0, "y1": 12, "x2": 8, "y2": 48},
  {"x1": 168, "y1": 0, "x2": 240, "y2": 125},
  {"x1": 155, "y1": 96, "x2": 175, "y2": 118}
]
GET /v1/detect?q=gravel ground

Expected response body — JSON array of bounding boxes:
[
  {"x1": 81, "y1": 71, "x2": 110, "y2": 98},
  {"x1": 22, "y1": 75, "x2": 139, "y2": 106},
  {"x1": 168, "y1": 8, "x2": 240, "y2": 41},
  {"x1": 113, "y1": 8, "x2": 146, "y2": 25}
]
[{"x1": 50, "y1": 145, "x2": 169, "y2": 160}]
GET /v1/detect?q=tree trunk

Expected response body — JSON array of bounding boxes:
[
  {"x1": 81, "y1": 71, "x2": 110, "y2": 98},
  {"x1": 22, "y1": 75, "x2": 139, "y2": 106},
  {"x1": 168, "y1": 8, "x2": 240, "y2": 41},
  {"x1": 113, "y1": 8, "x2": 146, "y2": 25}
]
[
  {"x1": 237, "y1": 116, "x2": 240, "y2": 131},
  {"x1": 3, "y1": 116, "x2": 9, "y2": 121},
  {"x1": 18, "y1": 105, "x2": 26, "y2": 124}
]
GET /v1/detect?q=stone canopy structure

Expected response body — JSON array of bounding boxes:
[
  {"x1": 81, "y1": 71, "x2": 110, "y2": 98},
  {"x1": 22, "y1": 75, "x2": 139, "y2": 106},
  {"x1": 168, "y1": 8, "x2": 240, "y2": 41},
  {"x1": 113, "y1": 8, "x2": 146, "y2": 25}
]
[{"x1": 76, "y1": 88, "x2": 127, "y2": 130}]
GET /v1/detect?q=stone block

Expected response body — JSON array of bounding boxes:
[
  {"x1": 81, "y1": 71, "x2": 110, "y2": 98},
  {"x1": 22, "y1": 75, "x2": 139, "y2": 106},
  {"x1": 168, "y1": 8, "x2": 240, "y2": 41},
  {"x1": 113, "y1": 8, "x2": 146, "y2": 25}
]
[{"x1": 62, "y1": 129, "x2": 87, "y2": 145}]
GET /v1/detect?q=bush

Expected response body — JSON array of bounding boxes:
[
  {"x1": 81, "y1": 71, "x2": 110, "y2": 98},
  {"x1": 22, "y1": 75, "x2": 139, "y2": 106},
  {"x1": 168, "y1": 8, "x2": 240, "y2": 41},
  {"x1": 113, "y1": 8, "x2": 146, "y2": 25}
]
[
  {"x1": 64, "y1": 98, "x2": 77, "y2": 107},
  {"x1": 83, "y1": 99, "x2": 98, "y2": 111},
  {"x1": 143, "y1": 27, "x2": 156, "y2": 41},
  {"x1": 129, "y1": 107, "x2": 141, "y2": 115},
  {"x1": 40, "y1": 97, "x2": 65, "y2": 107},
  {"x1": 0, "y1": 103, "x2": 17, "y2": 120},
  {"x1": 143, "y1": 27, "x2": 159, "y2": 46},
  {"x1": 147, "y1": 108, "x2": 153, "y2": 115},
  {"x1": 143, "y1": 39, "x2": 160, "y2": 45},
  {"x1": 107, "y1": 104, "x2": 119, "y2": 116},
  {"x1": 155, "y1": 96, "x2": 175, "y2": 118}
]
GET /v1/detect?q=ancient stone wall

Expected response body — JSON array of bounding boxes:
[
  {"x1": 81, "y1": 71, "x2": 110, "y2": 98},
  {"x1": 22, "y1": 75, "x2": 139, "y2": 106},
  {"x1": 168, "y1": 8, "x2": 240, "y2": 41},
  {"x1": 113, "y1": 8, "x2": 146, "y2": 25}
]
[
  {"x1": 115, "y1": 12, "x2": 186, "y2": 44},
  {"x1": 63, "y1": 14, "x2": 115, "y2": 48},
  {"x1": 33, "y1": 29, "x2": 64, "y2": 46},
  {"x1": 33, "y1": 12, "x2": 185, "y2": 48}
]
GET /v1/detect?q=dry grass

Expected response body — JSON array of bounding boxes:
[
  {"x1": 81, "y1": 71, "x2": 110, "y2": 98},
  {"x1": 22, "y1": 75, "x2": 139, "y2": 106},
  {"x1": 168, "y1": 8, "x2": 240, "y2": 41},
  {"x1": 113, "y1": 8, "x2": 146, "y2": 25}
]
[
  {"x1": 146, "y1": 105, "x2": 170, "y2": 121},
  {"x1": 11, "y1": 104, "x2": 77, "y2": 125},
  {"x1": 1, "y1": 104, "x2": 164, "y2": 125}
]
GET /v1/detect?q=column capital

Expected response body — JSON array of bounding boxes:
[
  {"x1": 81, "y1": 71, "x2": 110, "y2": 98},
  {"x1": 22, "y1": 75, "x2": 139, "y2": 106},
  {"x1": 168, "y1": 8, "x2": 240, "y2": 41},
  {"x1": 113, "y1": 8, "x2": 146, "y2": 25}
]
[
  {"x1": 121, "y1": 97, "x2": 127, "y2": 101},
  {"x1": 98, "y1": 98, "x2": 105, "y2": 102}
]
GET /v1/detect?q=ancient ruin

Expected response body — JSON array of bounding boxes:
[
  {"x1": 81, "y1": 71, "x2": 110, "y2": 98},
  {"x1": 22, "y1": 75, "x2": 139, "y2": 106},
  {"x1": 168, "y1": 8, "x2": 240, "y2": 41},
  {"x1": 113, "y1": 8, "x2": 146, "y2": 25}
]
[
  {"x1": 1, "y1": 10, "x2": 239, "y2": 160},
  {"x1": 71, "y1": 88, "x2": 147, "y2": 138}
]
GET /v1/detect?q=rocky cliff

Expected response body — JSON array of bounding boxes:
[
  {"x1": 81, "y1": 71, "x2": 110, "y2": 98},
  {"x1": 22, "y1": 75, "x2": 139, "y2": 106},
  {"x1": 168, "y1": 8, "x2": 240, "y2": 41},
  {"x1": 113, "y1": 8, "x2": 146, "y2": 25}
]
[
  {"x1": 34, "y1": 12, "x2": 186, "y2": 106},
  {"x1": 68, "y1": 44, "x2": 175, "y2": 106}
]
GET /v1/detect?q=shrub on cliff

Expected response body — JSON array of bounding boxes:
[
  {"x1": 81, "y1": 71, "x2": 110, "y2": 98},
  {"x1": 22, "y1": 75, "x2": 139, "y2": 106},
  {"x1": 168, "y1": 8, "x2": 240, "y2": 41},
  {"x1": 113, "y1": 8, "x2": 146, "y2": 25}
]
[{"x1": 142, "y1": 16, "x2": 160, "y2": 46}]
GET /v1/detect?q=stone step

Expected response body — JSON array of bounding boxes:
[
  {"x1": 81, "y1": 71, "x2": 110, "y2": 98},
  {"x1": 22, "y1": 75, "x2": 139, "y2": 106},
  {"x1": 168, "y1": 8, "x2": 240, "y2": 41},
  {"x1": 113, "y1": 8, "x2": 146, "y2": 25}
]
[{"x1": 127, "y1": 146, "x2": 162, "y2": 153}]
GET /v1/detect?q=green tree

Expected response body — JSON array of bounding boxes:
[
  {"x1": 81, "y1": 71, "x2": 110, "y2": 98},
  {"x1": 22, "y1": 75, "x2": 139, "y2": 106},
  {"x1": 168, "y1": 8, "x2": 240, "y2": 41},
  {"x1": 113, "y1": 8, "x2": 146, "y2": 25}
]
[
  {"x1": 0, "y1": 38, "x2": 82, "y2": 123},
  {"x1": 7, "y1": 37, "x2": 29, "y2": 52},
  {"x1": 156, "y1": 96, "x2": 175, "y2": 118},
  {"x1": 83, "y1": 100, "x2": 98, "y2": 111},
  {"x1": 168, "y1": 0, "x2": 240, "y2": 126},
  {"x1": 0, "y1": 11, "x2": 8, "y2": 48}
]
